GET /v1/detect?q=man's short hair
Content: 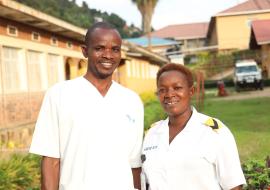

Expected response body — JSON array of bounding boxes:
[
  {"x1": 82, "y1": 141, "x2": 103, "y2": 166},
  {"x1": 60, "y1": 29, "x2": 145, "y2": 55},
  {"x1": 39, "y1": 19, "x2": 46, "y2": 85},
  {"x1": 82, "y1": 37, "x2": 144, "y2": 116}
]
[
  {"x1": 156, "y1": 63, "x2": 194, "y2": 87},
  {"x1": 85, "y1": 22, "x2": 118, "y2": 47}
]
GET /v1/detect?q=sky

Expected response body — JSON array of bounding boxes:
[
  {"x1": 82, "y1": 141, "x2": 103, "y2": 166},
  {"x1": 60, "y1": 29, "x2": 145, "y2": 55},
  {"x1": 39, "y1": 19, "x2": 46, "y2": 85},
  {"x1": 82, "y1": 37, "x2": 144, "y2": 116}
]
[{"x1": 76, "y1": 0, "x2": 247, "y2": 30}]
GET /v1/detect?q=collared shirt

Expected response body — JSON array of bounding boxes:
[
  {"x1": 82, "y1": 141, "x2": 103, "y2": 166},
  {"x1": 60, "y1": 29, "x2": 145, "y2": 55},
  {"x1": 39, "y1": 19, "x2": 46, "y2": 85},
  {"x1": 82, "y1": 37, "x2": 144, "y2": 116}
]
[{"x1": 142, "y1": 108, "x2": 246, "y2": 190}]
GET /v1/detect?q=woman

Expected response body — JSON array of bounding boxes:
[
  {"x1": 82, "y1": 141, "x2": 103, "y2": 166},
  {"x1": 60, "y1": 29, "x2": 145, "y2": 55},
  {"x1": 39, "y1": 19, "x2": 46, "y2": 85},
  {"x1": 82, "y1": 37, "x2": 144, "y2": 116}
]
[{"x1": 141, "y1": 63, "x2": 246, "y2": 190}]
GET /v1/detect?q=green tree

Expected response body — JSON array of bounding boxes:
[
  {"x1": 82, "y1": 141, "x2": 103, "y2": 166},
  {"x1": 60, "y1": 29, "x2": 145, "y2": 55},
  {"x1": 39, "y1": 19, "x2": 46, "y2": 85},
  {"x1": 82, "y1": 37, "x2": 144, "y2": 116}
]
[{"x1": 131, "y1": 0, "x2": 158, "y2": 34}]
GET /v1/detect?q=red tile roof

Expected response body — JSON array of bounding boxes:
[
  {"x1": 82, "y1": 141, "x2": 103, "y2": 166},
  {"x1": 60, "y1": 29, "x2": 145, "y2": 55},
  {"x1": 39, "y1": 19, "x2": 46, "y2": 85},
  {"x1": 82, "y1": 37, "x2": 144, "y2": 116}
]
[
  {"x1": 251, "y1": 19, "x2": 270, "y2": 44},
  {"x1": 150, "y1": 22, "x2": 209, "y2": 40},
  {"x1": 219, "y1": 0, "x2": 270, "y2": 15}
]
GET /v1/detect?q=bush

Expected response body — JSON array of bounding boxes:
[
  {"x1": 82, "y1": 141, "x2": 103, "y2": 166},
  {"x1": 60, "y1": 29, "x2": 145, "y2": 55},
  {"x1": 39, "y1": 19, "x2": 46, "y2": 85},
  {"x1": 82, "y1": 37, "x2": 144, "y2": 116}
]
[
  {"x1": 140, "y1": 92, "x2": 166, "y2": 131},
  {"x1": 0, "y1": 154, "x2": 41, "y2": 190},
  {"x1": 140, "y1": 91, "x2": 157, "y2": 105},
  {"x1": 242, "y1": 156, "x2": 270, "y2": 190},
  {"x1": 144, "y1": 99, "x2": 166, "y2": 131}
]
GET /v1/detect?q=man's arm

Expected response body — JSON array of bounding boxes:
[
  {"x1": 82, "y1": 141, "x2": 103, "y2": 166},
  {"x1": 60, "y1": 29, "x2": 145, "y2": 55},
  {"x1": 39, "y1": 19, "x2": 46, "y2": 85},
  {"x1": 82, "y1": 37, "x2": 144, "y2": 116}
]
[
  {"x1": 132, "y1": 167, "x2": 141, "y2": 190},
  {"x1": 41, "y1": 156, "x2": 60, "y2": 190}
]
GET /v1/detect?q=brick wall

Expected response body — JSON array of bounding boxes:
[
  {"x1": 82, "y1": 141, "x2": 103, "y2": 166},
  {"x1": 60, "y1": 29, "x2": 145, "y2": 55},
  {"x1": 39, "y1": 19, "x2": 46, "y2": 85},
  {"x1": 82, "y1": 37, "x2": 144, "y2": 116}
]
[
  {"x1": 0, "y1": 17, "x2": 82, "y2": 52},
  {"x1": 0, "y1": 123, "x2": 35, "y2": 149},
  {"x1": 0, "y1": 92, "x2": 44, "y2": 149},
  {"x1": 4, "y1": 93, "x2": 31, "y2": 126}
]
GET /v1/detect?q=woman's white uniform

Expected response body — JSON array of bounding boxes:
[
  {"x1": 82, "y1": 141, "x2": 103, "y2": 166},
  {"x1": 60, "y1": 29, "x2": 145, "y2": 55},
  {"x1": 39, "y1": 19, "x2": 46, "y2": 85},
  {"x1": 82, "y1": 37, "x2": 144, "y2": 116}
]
[{"x1": 142, "y1": 108, "x2": 246, "y2": 190}]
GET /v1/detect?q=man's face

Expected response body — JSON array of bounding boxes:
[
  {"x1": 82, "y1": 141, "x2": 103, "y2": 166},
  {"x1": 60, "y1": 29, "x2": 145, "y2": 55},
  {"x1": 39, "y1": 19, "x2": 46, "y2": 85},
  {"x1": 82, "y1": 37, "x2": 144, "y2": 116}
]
[{"x1": 82, "y1": 28, "x2": 122, "y2": 79}]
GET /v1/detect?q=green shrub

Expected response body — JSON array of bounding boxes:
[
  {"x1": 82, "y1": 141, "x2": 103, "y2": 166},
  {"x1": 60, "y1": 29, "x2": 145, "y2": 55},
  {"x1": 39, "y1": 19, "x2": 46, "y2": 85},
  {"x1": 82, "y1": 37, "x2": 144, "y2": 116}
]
[
  {"x1": 141, "y1": 92, "x2": 166, "y2": 131},
  {"x1": 144, "y1": 99, "x2": 166, "y2": 131},
  {"x1": 243, "y1": 156, "x2": 270, "y2": 190},
  {"x1": 140, "y1": 91, "x2": 157, "y2": 105},
  {"x1": 0, "y1": 154, "x2": 41, "y2": 190}
]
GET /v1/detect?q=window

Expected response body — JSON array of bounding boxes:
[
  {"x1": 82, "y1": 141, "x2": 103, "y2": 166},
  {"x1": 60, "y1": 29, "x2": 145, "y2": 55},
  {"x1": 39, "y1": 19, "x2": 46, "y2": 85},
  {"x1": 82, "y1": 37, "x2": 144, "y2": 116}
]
[
  {"x1": 149, "y1": 65, "x2": 159, "y2": 79},
  {"x1": 131, "y1": 62, "x2": 136, "y2": 77},
  {"x1": 141, "y1": 62, "x2": 145, "y2": 79},
  {"x1": 27, "y1": 51, "x2": 47, "y2": 91},
  {"x1": 32, "y1": 32, "x2": 40, "y2": 41},
  {"x1": 136, "y1": 62, "x2": 140, "y2": 78},
  {"x1": 51, "y1": 37, "x2": 58, "y2": 46},
  {"x1": 7, "y1": 25, "x2": 18, "y2": 36},
  {"x1": 66, "y1": 41, "x2": 73, "y2": 49},
  {"x1": 144, "y1": 63, "x2": 149, "y2": 79},
  {"x1": 2, "y1": 47, "x2": 27, "y2": 92},
  {"x1": 48, "y1": 54, "x2": 62, "y2": 86},
  {"x1": 126, "y1": 61, "x2": 131, "y2": 77}
]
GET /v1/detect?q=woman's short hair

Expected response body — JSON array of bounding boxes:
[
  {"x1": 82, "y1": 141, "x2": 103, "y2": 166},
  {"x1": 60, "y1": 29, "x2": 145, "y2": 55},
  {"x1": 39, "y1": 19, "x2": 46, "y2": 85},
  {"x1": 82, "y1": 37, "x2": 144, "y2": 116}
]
[{"x1": 156, "y1": 63, "x2": 194, "y2": 87}]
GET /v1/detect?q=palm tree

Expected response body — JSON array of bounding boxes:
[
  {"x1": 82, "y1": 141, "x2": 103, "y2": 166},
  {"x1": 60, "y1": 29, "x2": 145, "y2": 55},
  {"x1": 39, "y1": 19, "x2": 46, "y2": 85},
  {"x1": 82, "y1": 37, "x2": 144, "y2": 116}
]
[
  {"x1": 132, "y1": 0, "x2": 158, "y2": 34},
  {"x1": 132, "y1": 0, "x2": 159, "y2": 49}
]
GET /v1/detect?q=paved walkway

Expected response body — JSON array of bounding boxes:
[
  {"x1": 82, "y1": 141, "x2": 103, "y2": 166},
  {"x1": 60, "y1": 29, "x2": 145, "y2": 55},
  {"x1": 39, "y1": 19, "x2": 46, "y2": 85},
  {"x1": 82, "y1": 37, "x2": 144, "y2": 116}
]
[{"x1": 212, "y1": 87, "x2": 270, "y2": 101}]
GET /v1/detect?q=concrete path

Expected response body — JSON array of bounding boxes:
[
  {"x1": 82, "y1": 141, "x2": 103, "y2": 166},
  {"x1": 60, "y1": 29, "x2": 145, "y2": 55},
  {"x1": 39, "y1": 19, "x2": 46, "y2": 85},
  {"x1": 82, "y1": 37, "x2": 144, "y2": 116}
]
[{"x1": 212, "y1": 87, "x2": 270, "y2": 101}]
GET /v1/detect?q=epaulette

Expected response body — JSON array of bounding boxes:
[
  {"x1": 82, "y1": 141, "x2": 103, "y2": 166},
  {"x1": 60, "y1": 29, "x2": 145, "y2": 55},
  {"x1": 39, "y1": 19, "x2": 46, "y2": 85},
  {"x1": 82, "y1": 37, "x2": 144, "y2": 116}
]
[
  {"x1": 204, "y1": 118, "x2": 223, "y2": 131},
  {"x1": 150, "y1": 121, "x2": 161, "y2": 128},
  {"x1": 144, "y1": 121, "x2": 161, "y2": 135}
]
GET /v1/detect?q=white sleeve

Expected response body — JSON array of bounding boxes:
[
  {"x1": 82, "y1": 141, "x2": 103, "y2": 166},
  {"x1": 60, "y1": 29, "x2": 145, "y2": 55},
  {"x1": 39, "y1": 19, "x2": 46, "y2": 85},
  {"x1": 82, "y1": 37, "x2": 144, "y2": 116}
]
[
  {"x1": 215, "y1": 126, "x2": 246, "y2": 189},
  {"x1": 129, "y1": 97, "x2": 144, "y2": 168},
  {"x1": 29, "y1": 87, "x2": 60, "y2": 158}
]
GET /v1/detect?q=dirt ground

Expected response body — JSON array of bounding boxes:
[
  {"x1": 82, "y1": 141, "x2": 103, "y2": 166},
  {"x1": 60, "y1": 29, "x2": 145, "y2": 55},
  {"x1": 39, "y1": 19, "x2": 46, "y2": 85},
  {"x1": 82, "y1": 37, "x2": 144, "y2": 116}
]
[{"x1": 213, "y1": 87, "x2": 270, "y2": 101}]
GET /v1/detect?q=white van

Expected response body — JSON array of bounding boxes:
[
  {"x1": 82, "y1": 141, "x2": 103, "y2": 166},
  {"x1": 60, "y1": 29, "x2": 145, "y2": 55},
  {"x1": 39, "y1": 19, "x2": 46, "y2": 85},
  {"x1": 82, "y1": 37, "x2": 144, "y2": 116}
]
[{"x1": 234, "y1": 60, "x2": 263, "y2": 91}]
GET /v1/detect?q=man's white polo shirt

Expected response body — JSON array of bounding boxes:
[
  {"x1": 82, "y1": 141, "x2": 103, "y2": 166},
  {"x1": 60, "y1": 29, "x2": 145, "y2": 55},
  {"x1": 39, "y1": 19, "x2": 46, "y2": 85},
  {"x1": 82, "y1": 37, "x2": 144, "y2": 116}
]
[
  {"x1": 30, "y1": 77, "x2": 144, "y2": 190},
  {"x1": 142, "y1": 108, "x2": 246, "y2": 190}
]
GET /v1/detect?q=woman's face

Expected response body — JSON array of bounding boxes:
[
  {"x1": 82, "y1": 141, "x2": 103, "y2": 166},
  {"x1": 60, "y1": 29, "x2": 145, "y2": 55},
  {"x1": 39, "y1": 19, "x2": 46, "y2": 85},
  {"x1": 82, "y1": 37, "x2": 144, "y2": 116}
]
[{"x1": 157, "y1": 70, "x2": 194, "y2": 117}]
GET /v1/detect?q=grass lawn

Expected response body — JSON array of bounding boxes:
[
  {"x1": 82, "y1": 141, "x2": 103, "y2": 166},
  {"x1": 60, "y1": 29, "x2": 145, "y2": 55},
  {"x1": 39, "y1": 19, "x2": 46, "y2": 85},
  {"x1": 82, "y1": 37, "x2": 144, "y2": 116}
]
[{"x1": 201, "y1": 97, "x2": 270, "y2": 162}]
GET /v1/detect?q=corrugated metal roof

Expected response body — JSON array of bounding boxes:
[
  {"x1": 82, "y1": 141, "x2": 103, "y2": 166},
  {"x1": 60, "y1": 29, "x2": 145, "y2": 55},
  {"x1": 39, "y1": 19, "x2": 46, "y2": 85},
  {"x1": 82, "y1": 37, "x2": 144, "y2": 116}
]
[
  {"x1": 251, "y1": 19, "x2": 270, "y2": 44},
  {"x1": 149, "y1": 22, "x2": 209, "y2": 40},
  {"x1": 125, "y1": 37, "x2": 178, "y2": 47}
]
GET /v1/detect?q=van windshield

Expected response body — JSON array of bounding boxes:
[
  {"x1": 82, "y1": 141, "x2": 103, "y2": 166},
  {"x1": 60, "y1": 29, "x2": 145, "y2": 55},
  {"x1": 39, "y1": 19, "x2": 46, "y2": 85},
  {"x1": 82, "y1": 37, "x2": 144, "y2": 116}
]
[{"x1": 236, "y1": 65, "x2": 257, "y2": 73}]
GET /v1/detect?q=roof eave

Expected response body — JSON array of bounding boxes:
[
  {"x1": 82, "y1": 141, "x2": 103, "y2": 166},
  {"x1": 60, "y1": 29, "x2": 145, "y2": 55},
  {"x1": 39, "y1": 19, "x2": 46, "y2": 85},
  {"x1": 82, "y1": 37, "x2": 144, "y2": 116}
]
[
  {"x1": 123, "y1": 40, "x2": 169, "y2": 65},
  {"x1": 258, "y1": 40, "x2": 270, "y2": 45},
  {"x1": 0, "y1": 0, "x2": 86, "y2": 41},
  {"x1": 215, "y1": 9, "x2": 270, "y2": 17}
]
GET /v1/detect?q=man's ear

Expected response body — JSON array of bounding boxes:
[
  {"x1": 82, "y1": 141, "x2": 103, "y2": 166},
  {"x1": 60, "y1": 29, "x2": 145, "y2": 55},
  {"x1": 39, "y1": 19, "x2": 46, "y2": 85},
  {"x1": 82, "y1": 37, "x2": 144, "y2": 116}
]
[{"x1": 81, "y1": 45, "x2": 88, "y2": 58}]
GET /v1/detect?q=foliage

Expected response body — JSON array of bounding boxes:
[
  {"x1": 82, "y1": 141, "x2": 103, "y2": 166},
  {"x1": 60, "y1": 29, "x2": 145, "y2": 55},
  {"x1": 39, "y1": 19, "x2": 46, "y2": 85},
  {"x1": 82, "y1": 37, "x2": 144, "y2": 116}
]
[
  {"x1": 140, "y1": 91, "x2": 157, "y2": 104},
  {"x1": 242, "y1": 156, "x2": 270, "y2": 190},
  {"x1": 0, "y1": 154, "x2": 41, "y2": 190},
  {"x1": 232, "y1": 49, "x2": 262, "y2": 64},
  {"x1": 141, "y1": 92, "x2": 166, "y2": 131},
  {"x1": 14, "y1": 0, "x2": 142, "y2": 38},
  {"x1": 185, "y1": 51, "x2": 234, "y2": 70}
]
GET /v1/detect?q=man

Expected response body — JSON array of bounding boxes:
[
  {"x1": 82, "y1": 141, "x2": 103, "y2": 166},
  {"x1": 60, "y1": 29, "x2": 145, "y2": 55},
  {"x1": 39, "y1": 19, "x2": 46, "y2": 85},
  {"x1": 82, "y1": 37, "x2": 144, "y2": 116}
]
[{"x1": 30, "y1": 22, "x2": 144, "y2": 190}]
